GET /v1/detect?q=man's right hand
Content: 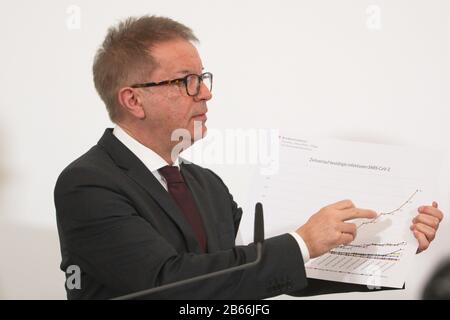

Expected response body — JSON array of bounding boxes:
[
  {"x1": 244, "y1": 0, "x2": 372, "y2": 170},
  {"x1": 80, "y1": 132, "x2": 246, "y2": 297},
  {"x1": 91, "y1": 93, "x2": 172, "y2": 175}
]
[{"x1": 296, "y1": 200, "x2": 377, "y2": 259}]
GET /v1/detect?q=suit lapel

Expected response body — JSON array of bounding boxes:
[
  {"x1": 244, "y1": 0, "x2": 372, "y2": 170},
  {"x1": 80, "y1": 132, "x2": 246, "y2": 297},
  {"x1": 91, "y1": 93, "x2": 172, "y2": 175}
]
[{"x1": 97, "y1": 129, "x2": 201, "y2": 253}]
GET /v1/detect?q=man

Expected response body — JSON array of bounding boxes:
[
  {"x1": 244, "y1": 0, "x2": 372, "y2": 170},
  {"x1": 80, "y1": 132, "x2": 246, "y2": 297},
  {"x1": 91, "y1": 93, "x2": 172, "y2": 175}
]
[{"x1": 54, "y1": 15, "x2": 444, "y2": 299}]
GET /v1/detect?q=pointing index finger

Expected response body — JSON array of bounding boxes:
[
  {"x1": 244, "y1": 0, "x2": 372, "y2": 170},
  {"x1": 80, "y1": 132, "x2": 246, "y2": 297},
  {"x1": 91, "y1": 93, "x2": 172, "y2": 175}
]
[{"x1": 340, "y1": 208, "x2": 378, "y2": 221}]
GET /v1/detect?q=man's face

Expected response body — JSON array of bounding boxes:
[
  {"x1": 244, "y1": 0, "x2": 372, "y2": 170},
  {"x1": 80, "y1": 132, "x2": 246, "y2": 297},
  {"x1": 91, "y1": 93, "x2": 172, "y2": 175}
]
[{"x1": 139, "y1": 39, "x2": 212, "y2": 146}]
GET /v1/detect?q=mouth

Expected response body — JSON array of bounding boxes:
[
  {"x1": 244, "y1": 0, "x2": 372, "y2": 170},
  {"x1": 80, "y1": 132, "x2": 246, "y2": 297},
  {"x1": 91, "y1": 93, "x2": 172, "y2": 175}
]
[{"x1": 192, "y1": 113, "x2": 207, "y2": 122}]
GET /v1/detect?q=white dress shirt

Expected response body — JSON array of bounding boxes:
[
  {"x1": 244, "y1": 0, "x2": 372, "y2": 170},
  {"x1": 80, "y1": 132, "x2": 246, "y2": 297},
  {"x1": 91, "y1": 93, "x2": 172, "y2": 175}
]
[
  {"x1": 112, "y1": 125, "x2": 310, "y2": 263},
  {"x1": 113, "y1": 125, "x2": 177, "y2": 191}
]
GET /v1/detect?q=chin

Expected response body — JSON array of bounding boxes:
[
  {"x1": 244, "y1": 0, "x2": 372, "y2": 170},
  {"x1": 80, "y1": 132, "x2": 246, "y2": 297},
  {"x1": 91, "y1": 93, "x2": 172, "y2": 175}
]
[{"x1": 191, "y1": 123, "x2": 207, "y2": 142}]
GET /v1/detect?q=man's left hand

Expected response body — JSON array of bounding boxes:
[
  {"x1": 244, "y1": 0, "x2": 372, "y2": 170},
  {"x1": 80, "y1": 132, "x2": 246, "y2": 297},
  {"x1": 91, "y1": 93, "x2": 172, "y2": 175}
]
[{"x1": 411, "y1": 201, "x2": 444, "y2": 253}]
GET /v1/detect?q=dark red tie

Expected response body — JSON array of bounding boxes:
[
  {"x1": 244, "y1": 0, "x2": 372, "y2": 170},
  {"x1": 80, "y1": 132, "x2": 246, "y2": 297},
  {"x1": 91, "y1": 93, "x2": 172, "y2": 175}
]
[{"x1": 158, "y1": 165, "x2": 207, "y2": 252}]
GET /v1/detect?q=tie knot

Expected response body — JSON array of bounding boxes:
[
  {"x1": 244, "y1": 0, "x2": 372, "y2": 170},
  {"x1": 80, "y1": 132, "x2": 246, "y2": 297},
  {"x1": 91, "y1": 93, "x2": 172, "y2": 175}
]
[{"x1": 158, "y1": 165, "x2": 184, "y2": 184}]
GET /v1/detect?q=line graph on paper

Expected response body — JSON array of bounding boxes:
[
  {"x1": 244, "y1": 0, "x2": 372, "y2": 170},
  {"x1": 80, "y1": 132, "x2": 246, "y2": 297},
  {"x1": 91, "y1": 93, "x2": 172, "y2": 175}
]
[
  {"x1": 356, "y1": 189, "x2": 421, "y2": 230},
  {"x1": 306, "y1": 189, "x2": 422, "y2": 288},
  {"x1": 239, "y1": 135, "x2": 439, "y2": 288}
]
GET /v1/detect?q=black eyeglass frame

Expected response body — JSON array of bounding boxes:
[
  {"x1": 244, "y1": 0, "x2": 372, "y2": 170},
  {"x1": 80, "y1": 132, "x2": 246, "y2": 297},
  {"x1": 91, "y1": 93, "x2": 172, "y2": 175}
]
[{"x1": 130, "y1": 72, "x2": 213, "y2": 96}]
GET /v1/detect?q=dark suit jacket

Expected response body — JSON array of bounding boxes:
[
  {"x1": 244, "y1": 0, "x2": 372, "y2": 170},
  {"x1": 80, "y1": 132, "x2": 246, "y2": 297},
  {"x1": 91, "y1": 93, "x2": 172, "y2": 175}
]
[{"x1": 54, "y1": 129, "x2": 387, "y2": 299}]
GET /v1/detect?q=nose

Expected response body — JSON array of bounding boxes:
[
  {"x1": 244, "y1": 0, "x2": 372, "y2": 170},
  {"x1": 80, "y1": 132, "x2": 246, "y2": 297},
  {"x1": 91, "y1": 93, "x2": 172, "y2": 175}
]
[{"x1": 194, "y1": 81, "x2": 212, "y2": 102}]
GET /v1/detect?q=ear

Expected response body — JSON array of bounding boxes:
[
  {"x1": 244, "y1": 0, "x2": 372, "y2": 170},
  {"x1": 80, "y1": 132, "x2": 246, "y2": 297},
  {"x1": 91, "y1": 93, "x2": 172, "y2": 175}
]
[{"x1": 117, "y1": 87, "x2": 146, "y2": 119}]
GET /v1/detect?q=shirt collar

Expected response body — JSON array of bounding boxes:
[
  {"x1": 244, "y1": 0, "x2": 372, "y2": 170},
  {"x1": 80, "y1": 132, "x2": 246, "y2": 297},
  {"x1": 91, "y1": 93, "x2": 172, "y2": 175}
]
[{"x1": 112, "y1": 125, "x2": 179, "y2": 172}]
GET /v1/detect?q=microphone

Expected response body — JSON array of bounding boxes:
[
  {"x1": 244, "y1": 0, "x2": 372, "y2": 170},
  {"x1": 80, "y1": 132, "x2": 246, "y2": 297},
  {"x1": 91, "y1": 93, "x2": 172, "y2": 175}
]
[{"x1": 111, "y1": 202, "x2": 265, "y2": 300}]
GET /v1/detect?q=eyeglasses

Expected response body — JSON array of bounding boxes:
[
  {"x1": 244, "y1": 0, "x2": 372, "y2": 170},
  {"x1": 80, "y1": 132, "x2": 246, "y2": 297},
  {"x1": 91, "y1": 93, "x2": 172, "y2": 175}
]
[{"x1": 131, "y1": 72, "x2": 213, "y2": 96}]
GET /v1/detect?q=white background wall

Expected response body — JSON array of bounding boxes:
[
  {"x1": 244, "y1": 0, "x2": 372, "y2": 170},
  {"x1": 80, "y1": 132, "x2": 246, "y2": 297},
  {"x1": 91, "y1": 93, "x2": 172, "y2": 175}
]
[{"x1": 0, "y1": 0, "x2": 449, "y2": 299}]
